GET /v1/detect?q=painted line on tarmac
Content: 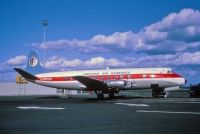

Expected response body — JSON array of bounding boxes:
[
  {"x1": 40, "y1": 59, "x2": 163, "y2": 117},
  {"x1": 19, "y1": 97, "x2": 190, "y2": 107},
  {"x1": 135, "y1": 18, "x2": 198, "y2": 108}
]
[
  {"x1": 136, "y1": 110, "x2": 200, "y2": 115},
  {"x1": 178, "y1": 102, "x2": 200, "y2": 104},
  {"x1": 17, "y1": 106, "x2": 65, "y2": 110},
  {"x1": 115, "y1": 103, "x2": 149, "y2": 107}
]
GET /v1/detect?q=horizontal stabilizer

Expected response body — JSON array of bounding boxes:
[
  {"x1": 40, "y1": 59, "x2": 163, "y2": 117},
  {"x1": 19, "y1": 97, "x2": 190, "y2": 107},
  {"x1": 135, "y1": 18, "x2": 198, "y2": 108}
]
[{"x1": 14, "y1": 68, "x2": 38, "y2": 80}]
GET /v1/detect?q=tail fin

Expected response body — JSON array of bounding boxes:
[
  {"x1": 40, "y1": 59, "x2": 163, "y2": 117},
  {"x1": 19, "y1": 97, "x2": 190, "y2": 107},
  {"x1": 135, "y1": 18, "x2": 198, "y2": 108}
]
[{"x1": 26, "y1": 50, "x2": 44, "y2": 74}]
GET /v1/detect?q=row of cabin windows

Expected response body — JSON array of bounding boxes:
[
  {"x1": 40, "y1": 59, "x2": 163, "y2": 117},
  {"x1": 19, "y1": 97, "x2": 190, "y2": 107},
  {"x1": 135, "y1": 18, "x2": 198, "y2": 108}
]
[
  {"x1": 90, "y1": 75, "x2": 132, "y2": 80},
  {"x1": 111, "y1": 72, "x2": 130, "y2": 74},
  {"x1": 90, "y1": 74, "x2": 158, "y2": 80}
]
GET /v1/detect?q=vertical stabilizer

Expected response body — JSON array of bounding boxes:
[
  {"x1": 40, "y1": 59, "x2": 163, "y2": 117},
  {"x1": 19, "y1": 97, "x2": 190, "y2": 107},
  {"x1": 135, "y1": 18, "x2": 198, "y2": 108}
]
[{"x1": 26, "y1": 50, "x2": 44, "y2": 74}]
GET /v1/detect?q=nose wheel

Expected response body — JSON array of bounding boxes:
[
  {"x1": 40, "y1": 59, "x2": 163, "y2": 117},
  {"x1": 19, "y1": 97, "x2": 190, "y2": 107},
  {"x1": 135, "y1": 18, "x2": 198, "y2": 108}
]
[{"x1": 152, "y1": 88, "x2": 165, "y2": 98}]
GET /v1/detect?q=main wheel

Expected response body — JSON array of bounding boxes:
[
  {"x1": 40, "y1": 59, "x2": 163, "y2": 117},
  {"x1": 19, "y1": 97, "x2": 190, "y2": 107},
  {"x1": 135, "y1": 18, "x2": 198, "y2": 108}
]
[
  {"x1": 97, "y1": 94, "x2": 104, "y2": 100},
  {"x1": 108, "y1": 93, "x2": 114, "y2": 99},
  {"x1": 190, "y1": 90, "x2": 195, "y2": 98},
  {"x1": 152, "y1": 88, "x2": 164, "y2": 98}
]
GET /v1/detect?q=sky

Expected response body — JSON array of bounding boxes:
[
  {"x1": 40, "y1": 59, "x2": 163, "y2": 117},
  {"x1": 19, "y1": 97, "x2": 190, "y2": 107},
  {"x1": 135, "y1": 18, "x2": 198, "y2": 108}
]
[{"x1": 0, "y1": 0, "x2": 200, "y2": 84}]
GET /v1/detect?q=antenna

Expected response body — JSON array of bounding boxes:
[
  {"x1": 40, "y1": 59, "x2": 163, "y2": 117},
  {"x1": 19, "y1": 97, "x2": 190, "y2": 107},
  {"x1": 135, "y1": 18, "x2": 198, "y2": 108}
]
[{"x1": 41, "y1": 19, "x2": 48, "y2": 72}]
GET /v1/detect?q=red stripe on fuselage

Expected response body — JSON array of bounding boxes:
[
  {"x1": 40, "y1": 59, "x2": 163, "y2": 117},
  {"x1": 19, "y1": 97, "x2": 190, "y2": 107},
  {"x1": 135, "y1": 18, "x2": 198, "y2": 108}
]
[{"x1": 37, "y1": 73, "x2": 182, "y2": 81}]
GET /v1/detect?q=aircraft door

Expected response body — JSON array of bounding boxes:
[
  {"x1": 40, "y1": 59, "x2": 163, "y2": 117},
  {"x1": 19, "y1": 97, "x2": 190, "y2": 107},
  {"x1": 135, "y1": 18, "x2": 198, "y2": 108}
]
[{"x1": 127, "y1": 74, "x2": 135, "y2": 89}]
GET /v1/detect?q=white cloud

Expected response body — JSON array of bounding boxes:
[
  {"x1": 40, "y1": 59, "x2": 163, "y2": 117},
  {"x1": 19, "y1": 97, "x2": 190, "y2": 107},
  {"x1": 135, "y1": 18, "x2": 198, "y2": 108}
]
[
  {"x1": 144, "y1": 8, "x2": 200, "y2": 43},
  {"x1": 45, "y1": 56, "x2": 126, "y2": 70},
  {"x1": 175, "y1": 52, "x2": 200, "y2": 65},
  {"x1": 44, "y1": 51, "x2": 200, "y2": 71},
  {"x1": 84, "y1": 57, "x2": 105, "y2": 66},
  {"x1": 84, "y1": 57, "x2": 125, "y2": 67},
  {"x1": 106, "y1": 58, "x2": 125, "y2": 66},
  {"x1": 32, "y1": 9, "x2": 200, "y2": 54},
  {"x1": 32, "y1": 31, "x2": 155, "y2": 53},
  {"x1": 126, "y1": 51, "x2": 200, "y2": 67},
  {"x1": 45, "y1": 56, "x2": 65, "y2": 69},
  {"x1": 0, "y1": 71, "x2": 17, "y2": 82},
  {"x1": 6, "y1": 55, "x2": 27, "y2": 66},
  {"x1": 62, "y1": 59, "x2": 82, "y2": 67},
  {"x1": 184, "y1": 26, "x2": 200, "y2": 36},
  {"x1": 44, "y1": 56, "x2": 82, "y2": 69},
  {"x1": 146, "y1": 8, "x2": 200, "y2": 32}
]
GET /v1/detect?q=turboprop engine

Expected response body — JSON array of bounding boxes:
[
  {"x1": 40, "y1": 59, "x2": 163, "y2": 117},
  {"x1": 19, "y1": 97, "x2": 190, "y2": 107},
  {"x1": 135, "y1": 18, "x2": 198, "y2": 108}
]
[{"x1": 105, "y1": 80, "x2": 127, "y2": 88}]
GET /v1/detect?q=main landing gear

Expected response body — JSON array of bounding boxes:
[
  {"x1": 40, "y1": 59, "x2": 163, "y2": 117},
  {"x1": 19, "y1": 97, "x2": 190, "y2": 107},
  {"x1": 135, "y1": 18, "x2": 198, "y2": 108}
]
[
  {"x1": 151, "y1": 84, "x2": 167, "y2": 98},
  {"x1": 95, "y1": 90, "x2": 104, "y2": 100},
  {"x1": 97, "y1": 93, "x2": 104, "y2": 100},
  {"x1": 57, "y1": 89, "x2": 72, "y2": 99},
  {"x1": 108, "y1": 93, "x2": 115, "y2": 99},
  {"x1": 95, "y1": 90, "x2": 115, "y2": 100}
]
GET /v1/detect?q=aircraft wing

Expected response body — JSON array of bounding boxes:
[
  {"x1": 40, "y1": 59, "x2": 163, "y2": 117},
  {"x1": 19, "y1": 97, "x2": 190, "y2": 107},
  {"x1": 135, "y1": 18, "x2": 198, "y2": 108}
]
[{"x1": 73, "y1": 76, "x2": 107, "y2": 90}]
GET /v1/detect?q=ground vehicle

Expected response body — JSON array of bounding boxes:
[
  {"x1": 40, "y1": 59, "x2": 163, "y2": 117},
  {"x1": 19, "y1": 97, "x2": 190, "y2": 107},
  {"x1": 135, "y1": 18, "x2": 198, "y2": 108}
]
[{"x1": 190, "y1": 84, "x2": 200, "y2": 98}]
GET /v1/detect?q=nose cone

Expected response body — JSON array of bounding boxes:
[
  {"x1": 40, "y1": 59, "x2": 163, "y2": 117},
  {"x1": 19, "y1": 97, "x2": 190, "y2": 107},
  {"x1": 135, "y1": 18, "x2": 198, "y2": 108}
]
[
  {"x1": 180, "y1": 77, "x2": 187, "y2": 85},
  {"x1": 185, "y1": 79, "x2": 187, "y2": 84},
  {"x1": 174, "y1": 72, "x2": 186, "y2": 86}
]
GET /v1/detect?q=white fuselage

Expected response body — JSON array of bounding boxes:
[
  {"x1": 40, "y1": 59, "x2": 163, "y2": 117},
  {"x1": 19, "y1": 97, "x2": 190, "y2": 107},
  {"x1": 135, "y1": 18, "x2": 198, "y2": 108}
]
[{"x1": 32, "y1": 68, "x2": 186, "y2": 91}]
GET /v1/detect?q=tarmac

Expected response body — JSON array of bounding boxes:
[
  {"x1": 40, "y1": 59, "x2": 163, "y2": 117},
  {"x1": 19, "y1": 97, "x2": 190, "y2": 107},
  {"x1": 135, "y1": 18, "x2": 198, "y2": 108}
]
[{"x1": 0, "y1": 94, "x2": 200, "y2": 134}]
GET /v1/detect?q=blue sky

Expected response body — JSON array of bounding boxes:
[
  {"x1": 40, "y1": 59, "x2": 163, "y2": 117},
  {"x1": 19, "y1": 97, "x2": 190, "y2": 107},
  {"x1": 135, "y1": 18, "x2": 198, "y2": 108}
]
[{"x1": 0, "y1": 0, "x2": 200, "y2": 84}]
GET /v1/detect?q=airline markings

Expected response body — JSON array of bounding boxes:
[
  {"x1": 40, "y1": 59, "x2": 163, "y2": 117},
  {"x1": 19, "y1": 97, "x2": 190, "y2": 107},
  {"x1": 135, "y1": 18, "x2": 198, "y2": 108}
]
[{"x1": 38, "y1": 73, "x2": 182, "y2": 81}]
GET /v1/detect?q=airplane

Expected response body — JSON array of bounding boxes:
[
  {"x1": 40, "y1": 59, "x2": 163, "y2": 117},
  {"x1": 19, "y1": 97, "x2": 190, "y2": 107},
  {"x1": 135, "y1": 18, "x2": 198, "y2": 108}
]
[{"x1": 14, "y1": 50, "x2": 186, "y2": 100}]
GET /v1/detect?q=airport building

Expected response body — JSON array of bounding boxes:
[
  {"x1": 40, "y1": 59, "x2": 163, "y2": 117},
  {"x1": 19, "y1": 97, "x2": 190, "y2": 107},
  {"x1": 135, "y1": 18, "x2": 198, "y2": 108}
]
[{"x1": 0, "y1": 82, "x2": 79, "y2": 96}]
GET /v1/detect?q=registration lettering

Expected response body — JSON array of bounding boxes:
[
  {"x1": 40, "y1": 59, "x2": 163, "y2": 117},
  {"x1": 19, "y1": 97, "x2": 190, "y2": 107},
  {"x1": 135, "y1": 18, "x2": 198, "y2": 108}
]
[{"x1": 41, "y1": 77, "x2": 52, "y2": 81}]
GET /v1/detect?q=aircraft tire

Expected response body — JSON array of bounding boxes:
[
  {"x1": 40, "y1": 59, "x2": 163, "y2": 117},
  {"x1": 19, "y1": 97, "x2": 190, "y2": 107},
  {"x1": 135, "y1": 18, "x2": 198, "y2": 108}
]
[
  {"x1": 152, "y1": 88, "x2": 165, "y2": 98},
  {"x1": 108, "y1": 93, "x2": 115, "y2": 99},
  {"x1": 97, "y1": 94, "x2": 104, "y2": 100}
]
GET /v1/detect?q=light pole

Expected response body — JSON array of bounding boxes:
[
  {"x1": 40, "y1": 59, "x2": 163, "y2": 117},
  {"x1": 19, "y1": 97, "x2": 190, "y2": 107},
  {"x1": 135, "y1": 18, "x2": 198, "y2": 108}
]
[{"x1": 41, "y1": 19, "x2": 48, "y2": 71}]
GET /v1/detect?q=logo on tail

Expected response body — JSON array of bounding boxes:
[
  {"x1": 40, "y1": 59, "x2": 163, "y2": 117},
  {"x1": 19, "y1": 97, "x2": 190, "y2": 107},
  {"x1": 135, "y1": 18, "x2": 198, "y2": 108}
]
[
  {"x1": 26, "y1": 50, "x2": 44, "y2": 74},
  {"x1": 29, "y1": 56, "x2": 38, "y2": 67}
]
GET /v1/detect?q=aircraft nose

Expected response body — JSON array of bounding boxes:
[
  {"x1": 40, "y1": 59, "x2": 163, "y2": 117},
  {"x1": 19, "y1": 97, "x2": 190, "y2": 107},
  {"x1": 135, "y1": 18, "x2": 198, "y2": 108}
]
[
  {"x1": 185, "y1": 79, "x2": 187, "y2": 84},
  {"x1": 181, "y1": 78, "x2": 187, "y2": 85}
]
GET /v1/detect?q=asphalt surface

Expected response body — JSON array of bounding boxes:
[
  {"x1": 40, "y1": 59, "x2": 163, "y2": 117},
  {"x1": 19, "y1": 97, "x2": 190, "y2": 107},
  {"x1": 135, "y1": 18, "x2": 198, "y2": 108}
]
[{"x1": 0, "y1": 95, "x2": 200, "y2": 134}]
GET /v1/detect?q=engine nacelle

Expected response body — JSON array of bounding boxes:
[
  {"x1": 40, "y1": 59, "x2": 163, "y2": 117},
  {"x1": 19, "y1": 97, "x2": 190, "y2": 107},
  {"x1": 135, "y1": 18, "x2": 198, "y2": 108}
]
[{"x1": 105, "y1": 80, "x2": 126, "y2": 88}]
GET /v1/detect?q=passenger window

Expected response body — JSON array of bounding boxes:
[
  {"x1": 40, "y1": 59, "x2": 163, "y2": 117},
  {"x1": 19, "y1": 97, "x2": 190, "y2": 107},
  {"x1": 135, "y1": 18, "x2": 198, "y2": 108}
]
[
  {"x1": 167, "y1": 70, "x2": 172, "y2": 74},
  {"x1": 143, "y1": 74, "x2": 147, "y2": 78}
]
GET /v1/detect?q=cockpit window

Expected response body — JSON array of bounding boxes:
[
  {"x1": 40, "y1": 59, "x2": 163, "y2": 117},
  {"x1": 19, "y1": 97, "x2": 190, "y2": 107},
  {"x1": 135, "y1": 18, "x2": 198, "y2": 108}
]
[{"x1": 167, "y1": 70, "x2": 173, "y2": 74}]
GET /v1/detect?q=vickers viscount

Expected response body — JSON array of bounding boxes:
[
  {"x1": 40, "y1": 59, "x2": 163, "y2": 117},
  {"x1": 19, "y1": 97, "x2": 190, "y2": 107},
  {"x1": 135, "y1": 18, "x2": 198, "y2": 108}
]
[{"x1": 15, "y1": 50, "x2": 186, "y2": 100}]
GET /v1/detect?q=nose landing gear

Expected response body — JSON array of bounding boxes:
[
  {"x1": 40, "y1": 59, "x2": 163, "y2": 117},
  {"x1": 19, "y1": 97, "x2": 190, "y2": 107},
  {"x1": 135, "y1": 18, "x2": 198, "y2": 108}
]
[{"x1": 151, "y1": 84, "x2": 166, "y2": 98}]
